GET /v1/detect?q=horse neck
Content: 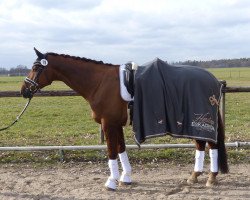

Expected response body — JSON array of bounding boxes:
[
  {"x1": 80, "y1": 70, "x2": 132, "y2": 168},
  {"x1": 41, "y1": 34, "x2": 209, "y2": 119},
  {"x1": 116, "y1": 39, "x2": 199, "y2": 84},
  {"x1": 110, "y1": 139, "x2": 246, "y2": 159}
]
[{"x1": 49, "y1": 56, "x2": 117, "y2": 100}]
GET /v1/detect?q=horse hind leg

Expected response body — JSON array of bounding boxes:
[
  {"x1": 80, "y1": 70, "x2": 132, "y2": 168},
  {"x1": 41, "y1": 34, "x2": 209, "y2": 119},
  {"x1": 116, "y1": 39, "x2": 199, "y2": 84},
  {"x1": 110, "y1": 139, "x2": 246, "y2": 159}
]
[
  {"x1": 206, "y1": 111, "x2": 229, "y2": 187},
  {"x1": 206, "y1": 142, "x2": 219, "y2": 187},
  {"x1": 187, "y1": 140, "x2": 206, "y2": 185}
]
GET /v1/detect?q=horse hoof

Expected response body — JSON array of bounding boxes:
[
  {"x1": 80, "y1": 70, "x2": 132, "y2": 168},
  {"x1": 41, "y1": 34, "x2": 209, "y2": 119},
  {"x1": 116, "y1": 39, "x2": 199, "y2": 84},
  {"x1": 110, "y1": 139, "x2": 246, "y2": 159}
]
[
  {"x1": 105, "y1": 178, "x2": 117, "y2": 191},
  {"x1": 105, "y1": 186, "x2": 116, "y2": 191},
  {"x1": 119, "y1": 173, "x2": 132, "y2": 185},
  {"x1": 206, "y1": 179, "x2": 217, "y2": 187},
  {"x1": 187, "y1": 172, "x2": 202, "y2": 185},
  {"x1": 187, "y1": 177, "x2": 198, "y2": 185},
  {"x1": 119, "y1": 181, "x2": 132, "y2": 186}
]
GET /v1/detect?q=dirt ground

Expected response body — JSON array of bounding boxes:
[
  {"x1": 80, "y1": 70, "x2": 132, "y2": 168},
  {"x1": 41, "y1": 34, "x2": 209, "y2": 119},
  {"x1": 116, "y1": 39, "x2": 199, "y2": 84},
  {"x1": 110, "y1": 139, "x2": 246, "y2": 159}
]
[{"x1": 0, "y1": 162, "x2": 249, "y2": 200}]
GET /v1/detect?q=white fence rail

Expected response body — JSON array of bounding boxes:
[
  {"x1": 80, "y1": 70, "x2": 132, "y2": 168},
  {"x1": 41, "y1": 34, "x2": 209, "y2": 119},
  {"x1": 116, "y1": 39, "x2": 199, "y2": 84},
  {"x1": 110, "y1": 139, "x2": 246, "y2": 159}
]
[
  {"x1": 0, "y1": 142, "x2": 249, "y2": 152},
  {"x1": 0, "y1": 142, "x2": 249, "y2": 161}
]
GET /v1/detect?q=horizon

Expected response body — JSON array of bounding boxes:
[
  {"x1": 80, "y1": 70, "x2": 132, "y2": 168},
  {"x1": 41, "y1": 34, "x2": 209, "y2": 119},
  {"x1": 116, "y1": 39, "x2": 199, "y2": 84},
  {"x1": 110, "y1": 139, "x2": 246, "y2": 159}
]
[{"x1": 1, "y1": 57, "x2": 250, "y2": 70}]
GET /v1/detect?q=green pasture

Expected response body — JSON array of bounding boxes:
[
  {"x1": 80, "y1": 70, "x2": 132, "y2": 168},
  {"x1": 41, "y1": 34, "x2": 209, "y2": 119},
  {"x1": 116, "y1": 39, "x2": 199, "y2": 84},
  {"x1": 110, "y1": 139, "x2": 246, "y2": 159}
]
[
  {"x1": 208, "y1": 67, "x2": 250, "y2": 86},
  {"x1": 0, "y1": 67, "x2": 249, "y2": 164}
]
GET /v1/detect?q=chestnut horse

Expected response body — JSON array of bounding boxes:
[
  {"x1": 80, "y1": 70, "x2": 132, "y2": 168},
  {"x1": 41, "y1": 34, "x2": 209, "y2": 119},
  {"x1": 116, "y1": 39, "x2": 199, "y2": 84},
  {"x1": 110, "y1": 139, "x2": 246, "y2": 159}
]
[{"x1": 21, "y1": 48, "x2": 228, "y2": 191}]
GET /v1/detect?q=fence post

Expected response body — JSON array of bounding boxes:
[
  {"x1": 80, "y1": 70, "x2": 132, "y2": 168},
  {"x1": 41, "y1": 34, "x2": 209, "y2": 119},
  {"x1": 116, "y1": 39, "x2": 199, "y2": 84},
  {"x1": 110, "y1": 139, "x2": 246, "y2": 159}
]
[
  {"x1": 220, "y1": 80, "x2": 227, "y2": 127},
  {"x1": 59, "y1": 149, "x2": 65, "y2": 162},
  {"x1": 100, "y1": 126, "x2": 104, "y2": 144}
]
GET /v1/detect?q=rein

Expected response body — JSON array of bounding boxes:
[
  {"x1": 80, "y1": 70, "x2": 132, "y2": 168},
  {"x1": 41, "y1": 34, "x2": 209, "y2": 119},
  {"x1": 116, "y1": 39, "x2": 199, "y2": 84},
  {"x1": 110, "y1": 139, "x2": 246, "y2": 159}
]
[
  {"x1": 0, "y1": 98, "x2": 31, "y2": 131},
  {"x1": 0, "y1": 57, "x2": 47, "y2": 132}
]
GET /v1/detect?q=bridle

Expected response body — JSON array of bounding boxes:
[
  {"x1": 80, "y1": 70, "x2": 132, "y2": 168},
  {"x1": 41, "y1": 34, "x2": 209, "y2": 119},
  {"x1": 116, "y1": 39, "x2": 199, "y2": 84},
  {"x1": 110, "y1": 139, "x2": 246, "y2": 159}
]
[{"x1": 24, "y1": 58, "x2": 48, "y2": 96}]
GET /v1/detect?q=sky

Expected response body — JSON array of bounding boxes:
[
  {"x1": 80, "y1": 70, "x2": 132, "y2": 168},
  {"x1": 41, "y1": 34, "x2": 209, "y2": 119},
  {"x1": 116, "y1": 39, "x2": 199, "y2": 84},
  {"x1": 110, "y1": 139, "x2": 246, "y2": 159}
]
[{"x1": 0, "y1": 0, "x2": 250, "y2": 69}]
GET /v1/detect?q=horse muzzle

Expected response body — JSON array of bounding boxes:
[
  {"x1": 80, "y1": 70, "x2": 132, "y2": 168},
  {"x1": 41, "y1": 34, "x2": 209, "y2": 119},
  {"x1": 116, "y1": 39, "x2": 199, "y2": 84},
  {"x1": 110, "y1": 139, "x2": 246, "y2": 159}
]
[
  {"x1": 21, "y1": 88, "x2": 34, "y2": 99},
  {"x1": 21, "y1": 77, "x2": 40, "y2": 99}
]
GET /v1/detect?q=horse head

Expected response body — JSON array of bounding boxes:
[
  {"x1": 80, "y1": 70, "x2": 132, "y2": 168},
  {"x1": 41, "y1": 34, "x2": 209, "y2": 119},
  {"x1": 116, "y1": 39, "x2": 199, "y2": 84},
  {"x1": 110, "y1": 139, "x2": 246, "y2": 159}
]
[{"x1": 20, "y1": 48, "x2": 53, "y2": 99}]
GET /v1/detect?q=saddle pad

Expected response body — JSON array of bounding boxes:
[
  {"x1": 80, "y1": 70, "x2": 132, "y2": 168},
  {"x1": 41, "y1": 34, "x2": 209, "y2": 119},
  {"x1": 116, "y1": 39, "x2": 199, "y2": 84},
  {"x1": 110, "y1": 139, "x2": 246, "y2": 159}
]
[
  {"x1": 119, "y1": 64, "x2": 134, "y2": 102},
  {"x1": 133, "y1": 58, "x2": 222, "y2": 144}
]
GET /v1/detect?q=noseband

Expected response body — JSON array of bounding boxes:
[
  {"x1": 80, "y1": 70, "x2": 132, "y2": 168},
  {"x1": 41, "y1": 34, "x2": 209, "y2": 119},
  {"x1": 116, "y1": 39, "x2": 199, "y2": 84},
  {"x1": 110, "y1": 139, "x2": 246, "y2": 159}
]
[{"x1": 24, "y1": 58, "x2": 48, "y2": 94}]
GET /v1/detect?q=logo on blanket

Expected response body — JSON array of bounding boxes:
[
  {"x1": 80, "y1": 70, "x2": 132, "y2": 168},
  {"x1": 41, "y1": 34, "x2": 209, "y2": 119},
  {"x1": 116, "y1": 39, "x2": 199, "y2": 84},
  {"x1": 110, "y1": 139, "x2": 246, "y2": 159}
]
[
  {"x1": 191, "y1": 113, "x2": 215, "y2": 132},
  {"x1": 209, "y1": 95, "x2": 219, "y2": 106}
]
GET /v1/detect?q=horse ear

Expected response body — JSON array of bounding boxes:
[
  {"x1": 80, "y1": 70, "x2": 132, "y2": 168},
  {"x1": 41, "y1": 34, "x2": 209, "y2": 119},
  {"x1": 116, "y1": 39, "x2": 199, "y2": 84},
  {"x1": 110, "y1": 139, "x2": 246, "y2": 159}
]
[{"x1": 34, "y1": 47, "x2": 45, "y2": 59}]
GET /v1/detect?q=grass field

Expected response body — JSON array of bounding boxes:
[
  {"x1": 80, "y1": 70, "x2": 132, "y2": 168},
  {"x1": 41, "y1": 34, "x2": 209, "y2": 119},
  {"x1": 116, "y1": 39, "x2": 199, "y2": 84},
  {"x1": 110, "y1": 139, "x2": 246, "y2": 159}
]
[{"x1": 0, "y1": 67, "x2": 249, "y2": 163}]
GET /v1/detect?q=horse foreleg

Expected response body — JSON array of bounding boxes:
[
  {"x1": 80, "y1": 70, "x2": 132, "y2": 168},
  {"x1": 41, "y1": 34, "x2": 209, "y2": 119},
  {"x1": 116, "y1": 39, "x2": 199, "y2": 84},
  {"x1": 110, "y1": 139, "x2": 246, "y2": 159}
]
[
  {"x1": 117, "y1": 129, "x2": 132, "y2": 185},
  {"x1": 119, "y1": 151, "x2": 132, "y2": 185},
  {"x1": 105, "y1": 159, "x2": 119, "y2": 191},
  {"x1": 187, "y1": 140, "x2": 206, "y2": 184},
  {"x1": 102, "y1": 124, "x2": 120, "y2": 191},
  {"x1": 206, "y1": 142, "x2": 218, "y2": 187}
]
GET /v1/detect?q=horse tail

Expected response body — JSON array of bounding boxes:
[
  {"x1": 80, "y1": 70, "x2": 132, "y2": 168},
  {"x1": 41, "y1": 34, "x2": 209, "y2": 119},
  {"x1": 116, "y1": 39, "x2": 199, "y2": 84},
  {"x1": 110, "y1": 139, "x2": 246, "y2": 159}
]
[{"x1": 217, "y1": 110, "x2": 229, "y2": 173}]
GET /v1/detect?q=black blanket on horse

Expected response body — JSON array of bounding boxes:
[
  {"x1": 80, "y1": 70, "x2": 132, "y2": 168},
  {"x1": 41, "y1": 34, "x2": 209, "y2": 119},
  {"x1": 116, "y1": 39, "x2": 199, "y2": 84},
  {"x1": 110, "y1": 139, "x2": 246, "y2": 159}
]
[{"x1": 133, "y1": 58, "x2": 222, "y2": 144}]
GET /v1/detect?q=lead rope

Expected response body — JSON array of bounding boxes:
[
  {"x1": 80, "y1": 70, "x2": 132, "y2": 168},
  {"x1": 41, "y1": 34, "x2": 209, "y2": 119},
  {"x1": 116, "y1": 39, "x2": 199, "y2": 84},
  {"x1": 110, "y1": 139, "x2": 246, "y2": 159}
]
[{"x1": 0, "y1": 98, "x2": 31, "y2": 131}]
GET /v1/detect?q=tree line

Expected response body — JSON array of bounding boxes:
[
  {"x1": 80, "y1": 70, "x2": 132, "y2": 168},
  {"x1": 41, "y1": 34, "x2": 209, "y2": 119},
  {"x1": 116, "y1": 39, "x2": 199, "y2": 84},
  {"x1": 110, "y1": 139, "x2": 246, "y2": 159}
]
[
  {"x1": 0, "y1": 65, "x2": 30, "y2": 76},
  {"x1": 172, "y1": 58, "x2": 250, "y2": 68}
]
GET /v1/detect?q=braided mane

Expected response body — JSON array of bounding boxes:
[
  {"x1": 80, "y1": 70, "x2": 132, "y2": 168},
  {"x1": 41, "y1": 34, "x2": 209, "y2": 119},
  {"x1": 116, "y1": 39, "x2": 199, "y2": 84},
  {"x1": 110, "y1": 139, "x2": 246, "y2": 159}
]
[{"x1": 46, "y1": 52, "x2": 115, "y2": 66}]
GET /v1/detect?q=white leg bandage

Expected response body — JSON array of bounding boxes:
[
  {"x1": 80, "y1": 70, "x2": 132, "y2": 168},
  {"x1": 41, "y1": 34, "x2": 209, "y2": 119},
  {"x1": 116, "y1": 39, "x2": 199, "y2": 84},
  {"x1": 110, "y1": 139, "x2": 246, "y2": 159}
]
[
  {"x1": 119, "y1": 151, "x2": 132, "y2": 183},
  {"x1": 105, "y1": 159, "x2": 119, "y2": 190},
  {"x1": 209, "y1": 149, "x2": 218, "y2": 172},
  {"x1": 119, "y1": 151, "x2": 131, "y2": 174},
  {"x1": 194, "y1": 150, "x2": 205, "y2": 172}
]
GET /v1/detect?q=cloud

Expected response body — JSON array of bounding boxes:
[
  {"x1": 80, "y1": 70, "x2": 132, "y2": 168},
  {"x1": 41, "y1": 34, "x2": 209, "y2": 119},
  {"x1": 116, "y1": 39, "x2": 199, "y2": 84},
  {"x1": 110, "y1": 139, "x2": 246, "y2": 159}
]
[
  {"x1": 0, "y1": 0, "x2": 250, "y2": 68},
  {"x1": 24, "y1": 0, "x2": 102, "y2": 10}
]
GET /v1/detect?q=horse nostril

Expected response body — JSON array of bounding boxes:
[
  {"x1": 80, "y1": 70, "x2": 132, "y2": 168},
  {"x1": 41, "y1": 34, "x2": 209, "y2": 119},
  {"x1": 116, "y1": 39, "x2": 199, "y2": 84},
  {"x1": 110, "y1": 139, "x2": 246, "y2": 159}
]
[{"x1": 22, "y1": 88, "x2": 33, "y2": 99}]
